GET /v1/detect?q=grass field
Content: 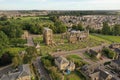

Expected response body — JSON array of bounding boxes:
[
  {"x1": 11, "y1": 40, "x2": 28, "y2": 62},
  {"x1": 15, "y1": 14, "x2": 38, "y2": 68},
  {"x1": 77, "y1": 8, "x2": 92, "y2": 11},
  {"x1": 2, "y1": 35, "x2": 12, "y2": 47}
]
[
  {"x1": 67, "y1": 55, "x2": 83, "y2": 60},
  {"x1": 64, "y1": 70, "x2": 86, "y2": 80},
  {"x1": 33, "y1": 34, "x2": 107, "y2": 54},
  {"x1": 15, "y1": 16, "x2": 49, "y2": 20},
  {"x1": 91, "y1": 34, "x2": 120, "y2": 43},
  {"x1": 4, "y1": 47, "x2": 25, "y2": 55}
]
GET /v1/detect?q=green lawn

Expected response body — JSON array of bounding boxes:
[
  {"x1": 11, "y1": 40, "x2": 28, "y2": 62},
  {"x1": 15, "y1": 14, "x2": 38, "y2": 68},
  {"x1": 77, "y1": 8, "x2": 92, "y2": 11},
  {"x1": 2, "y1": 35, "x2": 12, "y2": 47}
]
[
  {"x1": 4, "y1": 47, "x2": 25, "y2": 55},
  {"x1": 67, "y1": 55, "x2": 87, "y2": 67},
  {"x1": 15, "y1": 16, "x2": 49, "y2": 20},
  {"x1": 34, "y1": 33, "x2": 120, "y2": 55},
  {"x1": 33, "y1": 34, "x2": 107, "y2": 54},
  {"x1": 67, "y1": 55, "x2": 83, "y2": 60},
  {"x1": 64, "y1": 71, "x2": 86, "y2": 80},
  {"x1": 83, "y1": 53, "x2": 98, "y2": 62},
  {"x1": 91, "y1": 34, "x2": 120, "y2": 43}
]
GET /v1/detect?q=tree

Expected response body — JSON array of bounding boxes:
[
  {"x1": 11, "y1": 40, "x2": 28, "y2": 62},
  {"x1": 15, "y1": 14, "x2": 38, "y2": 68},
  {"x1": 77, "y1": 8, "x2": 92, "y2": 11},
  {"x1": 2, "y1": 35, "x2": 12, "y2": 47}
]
[
  {"x1": 50, "y1": 67, "x2": 63, "y2": 80},
  {"x1": 30, "y1": 23, "x2": 43, "y2": 34},
  {"x1": 72, "y1": 23, "x2": 84, "y2": 31},
  {"x1": 50, "y1": 16, "x2": 58, "y2": 22},
  {"x1": 54, "y1": 21, "x2": 67, "y2": 33},
  {"x1": 102, "y1": 48, "x2": 116, "y2": 59},
  {"x1": 49, "y1": 24, "x2": 57, "y2": 33},
  {"x1": 102, "y1": 22, "x2": 111, "y2": 35},
  {"x1": 113, "y1": 24, "x2": 120, "y2": 36},
  {"x1": 23, "y1": 47, "x2": 37, "y2": 63},
  {"x1": 0, "y1": 15, "x2": 8, "y2": 21},
  {"x1": 0, "y1": 52, "x2": 13, "y2": 66},
  {"x1": 2, "y1": 24, "x2": 23, "y2": 38},
  {"x1": 0, "y1": 31, "x2": 9, "y2": 56},
  {"x1": 12, "y1": 56, "x2": 19, "y2": 68}
]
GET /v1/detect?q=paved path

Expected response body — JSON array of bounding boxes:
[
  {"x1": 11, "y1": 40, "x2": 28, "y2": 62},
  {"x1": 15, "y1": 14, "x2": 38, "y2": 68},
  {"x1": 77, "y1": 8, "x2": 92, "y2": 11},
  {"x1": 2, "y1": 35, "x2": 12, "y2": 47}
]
[
  {"x1": 27, "y1": 35, "x2": 51, "y2": 80},
  {"x1": 27, "y1": 36, "x2": 35, "y2": 46},
  {"x1": 33, "y1": 57, "x2": 51, "y2": 80},
  {"x1": 0, "y1": 64, "x2": 13, "y2": 77},
  {"x1": 52, "y1": 45, "x2": 111, "y2": 64}
]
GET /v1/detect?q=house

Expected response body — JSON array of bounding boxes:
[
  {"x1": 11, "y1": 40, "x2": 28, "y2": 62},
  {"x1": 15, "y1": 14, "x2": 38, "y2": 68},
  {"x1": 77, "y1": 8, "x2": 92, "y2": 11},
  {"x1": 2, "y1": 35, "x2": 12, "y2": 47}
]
[
  {"x1": 43, "y1": 28, "x2": 54, "y2": 45},
  {"x1": 111, "y1": 59, "x2": 120, "y2": 71},
  {"x1": 110, "y1": 43, "x2": 120, "y2": 49},
  {"x1": 0, "y1": 64, "x2": 31, "y2": 80},
  {"x1": 89, "y1": 69, "x2": 113, "y2": 80},
  {"x1": 113, "y1": 48, "x2": 120, "y2": 60},
  {"x1": 62, "y1": 30, "x2": 89, "y2": 43},
  {"x1": 88, "y1": 49, "x2": 102, "y2": 59},
  {"x1": 55, "y1": 56, "x2": 75, "y2": 71}
]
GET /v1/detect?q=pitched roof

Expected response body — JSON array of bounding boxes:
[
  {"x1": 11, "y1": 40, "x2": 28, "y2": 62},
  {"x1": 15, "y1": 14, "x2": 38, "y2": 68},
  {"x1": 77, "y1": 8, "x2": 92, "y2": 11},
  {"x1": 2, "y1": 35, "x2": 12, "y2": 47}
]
[
  {"x1": 55, "y1": 56, "x2": 69, "y2": 64},
  {"x1": 112, "y1": 59, "x2": 120, "y2": 66}
]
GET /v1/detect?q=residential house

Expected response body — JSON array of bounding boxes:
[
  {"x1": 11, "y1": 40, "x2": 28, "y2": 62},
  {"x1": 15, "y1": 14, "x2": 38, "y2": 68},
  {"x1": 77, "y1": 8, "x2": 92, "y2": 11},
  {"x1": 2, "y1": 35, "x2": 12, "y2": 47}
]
[
  {"x1": 55, "y1": 56, "x2": 75, "y2": 71},
  {"x1": 89, "y1": 69, "x2": 113, "y2": 80},
  {"x1": 111, "y1": 59, "x2": 120, "y2": 71}
]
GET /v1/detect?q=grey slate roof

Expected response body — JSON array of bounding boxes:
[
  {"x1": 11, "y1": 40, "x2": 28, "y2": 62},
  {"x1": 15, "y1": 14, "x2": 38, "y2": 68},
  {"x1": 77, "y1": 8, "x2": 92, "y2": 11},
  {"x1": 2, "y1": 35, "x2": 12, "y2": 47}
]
[
  {"x1": 55, "y1": 56, "x2": 69, "y2": 64},
  {"x1": 112, "y1": 59, "x2": 120, "y2": 66}
]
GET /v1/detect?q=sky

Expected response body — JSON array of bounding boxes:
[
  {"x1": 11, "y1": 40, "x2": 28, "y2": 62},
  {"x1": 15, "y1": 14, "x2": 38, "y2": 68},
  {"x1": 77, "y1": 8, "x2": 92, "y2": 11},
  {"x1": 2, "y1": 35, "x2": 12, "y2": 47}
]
[{"x1": 0, "y1": 0, "x2": 120, "y2": 10}]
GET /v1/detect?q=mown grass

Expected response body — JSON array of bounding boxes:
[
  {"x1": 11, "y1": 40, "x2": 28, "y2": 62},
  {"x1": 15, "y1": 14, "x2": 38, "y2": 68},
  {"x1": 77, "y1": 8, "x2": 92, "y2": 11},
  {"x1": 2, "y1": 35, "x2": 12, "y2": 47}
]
[
  {"x1": 15, "y1": 16, "x2": 49, "y2": 20},
  {"x1": 83, "y1": 53, "x2": 98, "y2": 62},
  {"x1": 33, "y1": 34, "x2": 107, "y2": 54},
  {"x1": 64, "y1": 70, "x2": 86, "y2": 80},
  {"x1": 67, "y1": 55, "x2": 83, "y2": 60},
  {"x1": 91, "y1": 34, "x2": 120, "y2": 43}
]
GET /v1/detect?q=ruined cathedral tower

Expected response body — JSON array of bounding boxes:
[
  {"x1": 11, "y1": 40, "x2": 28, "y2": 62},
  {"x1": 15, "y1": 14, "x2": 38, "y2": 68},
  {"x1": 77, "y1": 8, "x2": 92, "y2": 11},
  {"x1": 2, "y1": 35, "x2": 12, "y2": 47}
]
[{"x1": 43, "y1": 28, "x2": 53, "y2": 45}]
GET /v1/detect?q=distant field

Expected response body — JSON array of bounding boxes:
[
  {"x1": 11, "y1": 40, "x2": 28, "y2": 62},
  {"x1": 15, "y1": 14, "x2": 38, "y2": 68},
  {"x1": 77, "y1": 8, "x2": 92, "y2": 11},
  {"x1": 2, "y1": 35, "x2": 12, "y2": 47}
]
[
  {"x1": 15, "y1": 16, "x2": 49, "y2": 20},
  {"x1": 91, "y1": 34, "x2": 120, "y2": 43}
]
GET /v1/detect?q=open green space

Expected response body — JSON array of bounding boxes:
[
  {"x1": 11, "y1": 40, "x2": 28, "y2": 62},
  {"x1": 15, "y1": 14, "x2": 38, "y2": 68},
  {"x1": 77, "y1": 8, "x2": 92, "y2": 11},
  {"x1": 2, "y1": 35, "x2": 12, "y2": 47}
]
[
  {"x1": 33, "y1": 34, "x2": 106, "y2": 54},
  {"x1": 64, "y1": 70, "x2": 86, "y2": 80},
  {"x1": 91, "y1": 34, "x2": 120, "y2": 43},
  {"x1": 83, "y1": 53, "x2": 98, "y2": 62},
  {"x1": 67, "y1": 55, "x2": 83, "y2": 60},
  {"x1": 67, "y1": 55, "x2": 87, "y2": 67},
  {"x1": 4, "y1": 47, "x2": 25, "y2": 55}
]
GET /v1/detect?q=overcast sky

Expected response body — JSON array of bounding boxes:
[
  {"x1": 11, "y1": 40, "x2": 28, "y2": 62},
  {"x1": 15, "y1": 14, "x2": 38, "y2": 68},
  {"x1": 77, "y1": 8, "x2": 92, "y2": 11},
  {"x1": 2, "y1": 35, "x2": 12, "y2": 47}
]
[{"x1": 0, "y1": 0, "x2": 120, "y2": 10}]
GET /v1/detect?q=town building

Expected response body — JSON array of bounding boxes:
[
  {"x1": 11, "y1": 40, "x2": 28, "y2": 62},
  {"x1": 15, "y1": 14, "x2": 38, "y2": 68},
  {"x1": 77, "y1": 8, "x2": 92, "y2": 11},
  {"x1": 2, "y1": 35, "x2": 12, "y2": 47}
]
[
  {"x1": 59, "y1": 15, "x2": 120, "y2": 30},
  {"x1": 89, "y1": 69, "x2": 113, "y2": 80},
  {"x1": 62, "y1": 30, "x2": 89, "y2": 43},
  {"x1": 110, "y1": 43, "x2": 120, "y2": 49},
  {"x1": 88, "y1": 49, "x2": 102, "y2": 59},
  {"x1": 0, "y1": 64, "x2": 31, "y2": 80},
  {"x1": 111, "y1": 57, "x2": 120, "y2": 71},
  {"x1": 82, "y1": 64, "x2": 120, "y2": 80},
  {"x1": 43, "y1": 28, "x2": 54, "y2": 45},
  {"x1": 55, "y1": 56, "x2": 75, "y2": 71}
]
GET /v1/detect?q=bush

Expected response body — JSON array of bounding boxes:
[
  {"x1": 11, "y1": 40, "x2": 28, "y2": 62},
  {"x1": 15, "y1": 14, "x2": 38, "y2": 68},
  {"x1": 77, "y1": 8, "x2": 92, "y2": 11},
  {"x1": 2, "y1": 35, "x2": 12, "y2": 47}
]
[{"x1": 102, "y1": 48, "x2": 116, "y2": 59}]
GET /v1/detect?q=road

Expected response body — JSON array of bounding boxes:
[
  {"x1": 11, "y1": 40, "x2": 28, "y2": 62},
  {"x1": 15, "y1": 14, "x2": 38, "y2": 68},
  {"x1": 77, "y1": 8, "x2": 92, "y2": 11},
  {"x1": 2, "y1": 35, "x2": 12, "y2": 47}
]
[
  {"x1": 0, "y1": 64, "x2": 13, "y2": 77},
  {"x1": 33, "y1": 57, "x2": 51, "y2": 80},
  {"x1": 27, "y1": 34, "x2": 51, "y2": 80},
  {"x1": 52, "y1": 45, "x2": 111, "y2": 64}
]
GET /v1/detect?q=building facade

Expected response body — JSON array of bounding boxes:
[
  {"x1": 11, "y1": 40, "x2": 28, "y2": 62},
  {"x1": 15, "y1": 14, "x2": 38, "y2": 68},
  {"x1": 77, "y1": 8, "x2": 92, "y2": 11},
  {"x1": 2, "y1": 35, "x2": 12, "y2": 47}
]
[{"x1": 43, "y1": 28, "x2": 54, "y2": 45}]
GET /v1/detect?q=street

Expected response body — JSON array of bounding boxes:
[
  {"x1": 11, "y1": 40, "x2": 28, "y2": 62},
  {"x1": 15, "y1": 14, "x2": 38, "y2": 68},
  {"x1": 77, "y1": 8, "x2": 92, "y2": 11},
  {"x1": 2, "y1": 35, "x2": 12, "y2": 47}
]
[
  {"x1": 52, "y1": 45, "x2": 111, "y2": 65},
  {"x1": 0, "y1": 64, "x2": 13, "y2": 77}
]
